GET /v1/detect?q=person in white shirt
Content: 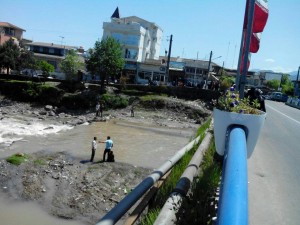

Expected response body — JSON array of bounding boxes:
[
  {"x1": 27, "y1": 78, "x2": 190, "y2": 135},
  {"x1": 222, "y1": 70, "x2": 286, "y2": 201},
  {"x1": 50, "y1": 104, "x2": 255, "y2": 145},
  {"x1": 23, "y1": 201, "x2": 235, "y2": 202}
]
[{"x1": 90, "y1": 137, "x2": 97, "y2": 162}]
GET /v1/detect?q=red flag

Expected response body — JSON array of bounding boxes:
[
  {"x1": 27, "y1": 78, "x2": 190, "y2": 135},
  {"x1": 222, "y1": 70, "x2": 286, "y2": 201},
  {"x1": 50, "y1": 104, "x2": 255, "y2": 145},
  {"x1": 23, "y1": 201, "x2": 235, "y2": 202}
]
[
  {"x1": 250, "y1": 33, "x2": 261, "y2": 53},
  {"x1": 243, "y1": 0, "x2": 268, "y2": 32},
  {"x1": 252, "y1": 0, "x2": 269, "y2": 33},
  {"x1": 240, "y1": 52, "x2": 251, "y2": 74},
  {"x1": 238, "y1": 0, "x2": 268, "y2": 76}
]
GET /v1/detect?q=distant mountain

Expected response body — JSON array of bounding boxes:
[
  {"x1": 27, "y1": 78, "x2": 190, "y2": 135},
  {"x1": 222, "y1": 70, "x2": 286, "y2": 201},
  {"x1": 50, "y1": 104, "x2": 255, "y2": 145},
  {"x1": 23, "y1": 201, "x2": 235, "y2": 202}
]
[
  {"x1": 250, "y1": 68, "x2": 261, "y2": 72},
  {"x1": 251, "y1": 69, "x2": 274, "y2": 73},
  {"x1": 259, "y1": 70, "x2": 274, "y2": 73}
]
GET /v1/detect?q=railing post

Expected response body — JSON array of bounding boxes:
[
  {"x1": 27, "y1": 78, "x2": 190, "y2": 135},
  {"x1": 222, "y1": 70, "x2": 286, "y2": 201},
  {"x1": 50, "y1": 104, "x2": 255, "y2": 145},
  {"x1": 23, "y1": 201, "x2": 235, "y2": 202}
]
[{"x1": 217, "y1": 126, "x2": 248, "y2": 225}]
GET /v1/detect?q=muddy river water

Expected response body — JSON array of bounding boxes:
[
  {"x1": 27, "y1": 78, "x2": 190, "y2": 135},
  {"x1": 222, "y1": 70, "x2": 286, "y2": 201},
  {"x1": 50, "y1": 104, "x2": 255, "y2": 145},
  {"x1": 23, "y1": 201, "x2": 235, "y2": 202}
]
[{"x1": 0, "y1": 119, "x2": 196, "y2": 224}]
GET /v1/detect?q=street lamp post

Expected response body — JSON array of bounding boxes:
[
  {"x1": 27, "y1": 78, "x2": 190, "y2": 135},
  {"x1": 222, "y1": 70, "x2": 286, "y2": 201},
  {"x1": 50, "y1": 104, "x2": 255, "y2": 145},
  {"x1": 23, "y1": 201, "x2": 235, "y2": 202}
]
[{"x1": 204, "y1": 51, "x2": 221, "y2": 89}]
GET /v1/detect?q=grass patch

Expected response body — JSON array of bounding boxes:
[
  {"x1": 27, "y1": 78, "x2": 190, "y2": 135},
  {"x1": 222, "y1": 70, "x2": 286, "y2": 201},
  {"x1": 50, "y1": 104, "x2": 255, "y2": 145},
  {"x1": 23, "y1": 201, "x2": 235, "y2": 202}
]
[
  {"x1": 139, "y1": 208, "x2": 160, "y2": 225},
  {"x1": 138, "y1": 118, "x2": 213, "y2": 224},
  {"x1": 139, "y1": 95, "x2": 166, "y2": 109},
  {"x1": 6, "y1": 153, "x2": 29, "y2": 166},
  {"x1": 176, "y1": 140, "x2": 222, "y2": 224},
  {"x1": 33, "y1": 159, "x2": 47, "y2": 166},
  {"x1": 194, "y1": 118, "x2": 211, "y2": 139},
  {"x1": 140, "y1": 95, "x2": 165, "y2": 101},
  {"x1": 100, "y1": 93, "x2": 129, "y2": 109}
]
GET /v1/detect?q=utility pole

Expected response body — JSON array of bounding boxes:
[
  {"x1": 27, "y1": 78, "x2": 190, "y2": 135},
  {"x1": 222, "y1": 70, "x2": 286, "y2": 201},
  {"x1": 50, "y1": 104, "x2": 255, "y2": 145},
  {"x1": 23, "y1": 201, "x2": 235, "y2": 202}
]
[
  {"x1": 221, "y1": 61, "x2": 224, "y2": 76},
  {"x1": 166, "y1": 34, "x2": 173, "y2": 83},
  {"x1": 204, "y1": 51, "x2": 212, "y2": 89}
]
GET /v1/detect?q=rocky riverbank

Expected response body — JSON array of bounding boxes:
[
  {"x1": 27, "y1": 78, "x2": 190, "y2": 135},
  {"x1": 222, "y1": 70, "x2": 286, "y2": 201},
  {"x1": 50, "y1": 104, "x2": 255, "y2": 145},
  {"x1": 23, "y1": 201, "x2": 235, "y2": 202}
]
[
  {"x1": 0, "y1": 94, "x2": 211, "y2": 224},
  {"x1": 0, "y1": 151, "x2": 151, "y2": 224}
]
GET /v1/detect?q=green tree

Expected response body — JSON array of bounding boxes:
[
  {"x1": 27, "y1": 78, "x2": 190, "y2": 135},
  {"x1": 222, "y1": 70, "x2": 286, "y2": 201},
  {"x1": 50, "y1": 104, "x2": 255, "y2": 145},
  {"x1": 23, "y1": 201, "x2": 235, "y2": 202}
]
[
  {"x1": 219, "y1": 75, "x2": 234, "y2": 91},
  {"x1": 0, "y1": 39, "x2": 20, "y2": 74},
  {"x1": 37, "y1": 60, "x2": 54, "y2": 78},
  {"x1": 86, "y1": 37, "x2": 125, "y2": 91},
  {"x1": 282, "y1": 82, "x2": 294, "y2": 96},
  {"x1": 280, "y1": 74, "x2": 294, "y2": 95},
  {"x1": 60, "y1": 49, "x2": 84, "y2": 80},
  {"x1": 16, "y1": 48, "x2": 36, "y2": 73},
  {"x1": 266, "y1": 79, "x2": 280, "y2": 90},
  {"x1": 281, "y1": 74, "x2": 290, "y2": 86}
]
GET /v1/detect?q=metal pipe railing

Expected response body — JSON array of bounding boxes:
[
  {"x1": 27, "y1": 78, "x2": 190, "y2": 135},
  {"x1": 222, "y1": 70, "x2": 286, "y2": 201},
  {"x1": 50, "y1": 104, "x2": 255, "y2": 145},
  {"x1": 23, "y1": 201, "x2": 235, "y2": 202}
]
[
  {"x1": 153, "y1": 132, "x2": 212, "y2": 225},
  {"x1": 95, "y1": 135, "x2": 202, "y2": 225},
  {"x1": 217, "y1": 126, "x2": 248, "y2": 225}
]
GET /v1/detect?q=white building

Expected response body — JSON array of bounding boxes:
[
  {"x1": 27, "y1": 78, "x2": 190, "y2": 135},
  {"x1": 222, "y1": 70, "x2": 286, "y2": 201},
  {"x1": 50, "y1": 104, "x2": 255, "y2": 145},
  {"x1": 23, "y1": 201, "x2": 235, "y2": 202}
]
[{"x1": 102, "y1": 15, "x2": 163, "y2": 62}]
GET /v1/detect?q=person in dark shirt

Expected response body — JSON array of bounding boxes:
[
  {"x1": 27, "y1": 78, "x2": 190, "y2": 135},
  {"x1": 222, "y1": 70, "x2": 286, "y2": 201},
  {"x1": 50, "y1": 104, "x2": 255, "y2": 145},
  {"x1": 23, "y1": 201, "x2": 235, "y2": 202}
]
[{"x1": 246, "y1": 87, "x2": 266, "y2": 112}]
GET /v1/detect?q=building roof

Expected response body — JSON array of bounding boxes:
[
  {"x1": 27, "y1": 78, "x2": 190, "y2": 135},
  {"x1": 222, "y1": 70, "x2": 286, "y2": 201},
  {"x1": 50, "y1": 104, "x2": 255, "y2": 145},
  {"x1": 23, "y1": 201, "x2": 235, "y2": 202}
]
[
  {"x1": 0, "y1": 22, "x2": 26, "y2": 31},
  {"x1": 33, "y1": 53, "x2": 65, "y2": 60},
  {"x1": 159, "y1": 56, "x2": 210, "y2": 69},
  {"x1": 120, "y1": 16, "x2": 163, "y2": 31},
  {"x1": 26, "y1": 42, "x2": 78, "y2": 50}
]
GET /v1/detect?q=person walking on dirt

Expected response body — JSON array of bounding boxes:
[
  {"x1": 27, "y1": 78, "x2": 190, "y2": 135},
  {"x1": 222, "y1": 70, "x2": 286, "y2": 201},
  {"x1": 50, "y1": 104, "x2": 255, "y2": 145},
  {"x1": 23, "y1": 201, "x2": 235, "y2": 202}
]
[
  {"x1": 99, "y1": 102, "x2": 103, "y2": 117},
  {"x1": 95, "y1": 102, "x2": 100, "y2": 117},
  {"x1": 90, "y1": 137, "x2": 97, "y2": 162},
  {"x1": 131, "y1": 105, "x2": 134, "y2": 117},
  {"x1": 100, "y1": 136, "x2": 113, "y2": 162}
]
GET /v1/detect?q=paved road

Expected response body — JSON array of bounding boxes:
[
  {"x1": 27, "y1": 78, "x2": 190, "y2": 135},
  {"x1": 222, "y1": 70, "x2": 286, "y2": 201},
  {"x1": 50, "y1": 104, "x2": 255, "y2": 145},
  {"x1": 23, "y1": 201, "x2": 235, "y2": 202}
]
[{"x1": 248, "y1": 100, "x2": 300, "y2": 225}]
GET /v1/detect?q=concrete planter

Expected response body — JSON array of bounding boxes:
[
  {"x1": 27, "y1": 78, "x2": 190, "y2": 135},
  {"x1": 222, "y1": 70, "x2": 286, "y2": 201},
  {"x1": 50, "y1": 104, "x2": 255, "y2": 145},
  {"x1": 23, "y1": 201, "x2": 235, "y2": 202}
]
[{"x1": 213, "y1": 108, "x2": 266, "y2": 158}]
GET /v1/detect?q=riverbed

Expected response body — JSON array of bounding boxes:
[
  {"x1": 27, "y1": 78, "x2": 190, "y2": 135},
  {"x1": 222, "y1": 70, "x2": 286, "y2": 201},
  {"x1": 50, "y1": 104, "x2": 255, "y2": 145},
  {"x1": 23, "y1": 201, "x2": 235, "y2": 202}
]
[{"x1": 0, "y1": 118, "x2": 196, "y2": 225}]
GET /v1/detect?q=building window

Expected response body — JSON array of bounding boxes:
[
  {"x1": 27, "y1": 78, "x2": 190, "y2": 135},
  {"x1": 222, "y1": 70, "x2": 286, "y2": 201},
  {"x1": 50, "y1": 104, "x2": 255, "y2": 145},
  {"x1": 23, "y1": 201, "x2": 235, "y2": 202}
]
[
  {"x1": 4, "y1": 27, "x2": 15, "y2": 36},
  {"x1": 32, "y1": 46, "x2": 39, "y2": 53},
  {"x1": 125, "y1": 49, "x2": 138, "y2": 59},
  {"x1": 126, "y1": 35, "x2": 139, "y2": 45},
  {"x1": 49, "y1": 48, "x2": 55, "y2": 54},
  {"x1": 112, "y1": 33, "x2": 124, "y2": 44},
  {"x1": 43, "y1": 47, "x2": 49, "y2": 54},
  {"x1": 54, "y1": 48, "x2": 63, "y2": 56}
]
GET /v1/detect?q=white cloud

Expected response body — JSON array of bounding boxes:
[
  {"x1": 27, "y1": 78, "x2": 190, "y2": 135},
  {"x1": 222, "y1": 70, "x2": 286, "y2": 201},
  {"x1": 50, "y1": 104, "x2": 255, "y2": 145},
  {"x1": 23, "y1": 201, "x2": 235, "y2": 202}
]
[{"x1": 265, "y1": 58, "x2": 275, "y2": 63}]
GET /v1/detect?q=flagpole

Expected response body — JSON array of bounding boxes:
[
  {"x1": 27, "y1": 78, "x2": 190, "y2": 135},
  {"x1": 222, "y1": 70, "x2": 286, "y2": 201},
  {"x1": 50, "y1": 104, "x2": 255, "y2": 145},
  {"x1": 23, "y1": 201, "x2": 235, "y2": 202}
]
[
  {"x1": 236, "y1": 30, "x2": 246, "y2": 91},
  {"x1": 239, "y1": 0, "x2": 255, "y2": 99},
  {"x1": 236, "y1": 0, "x2": 249, "y2": 91}
]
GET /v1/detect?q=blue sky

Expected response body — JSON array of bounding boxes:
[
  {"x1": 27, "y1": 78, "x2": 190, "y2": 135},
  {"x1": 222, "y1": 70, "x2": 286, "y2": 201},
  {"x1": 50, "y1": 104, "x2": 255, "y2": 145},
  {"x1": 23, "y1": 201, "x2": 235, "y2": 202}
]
[{"x1": 1, "y1": 0, "x2": 299, "y2": 73}]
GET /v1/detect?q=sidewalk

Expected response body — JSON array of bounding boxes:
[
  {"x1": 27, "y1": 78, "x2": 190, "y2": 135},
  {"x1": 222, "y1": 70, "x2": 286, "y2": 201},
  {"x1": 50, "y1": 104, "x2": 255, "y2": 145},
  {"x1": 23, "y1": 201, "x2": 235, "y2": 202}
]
[{"x1": 285, "y1": 97, "x2": 300, "y2": 109}]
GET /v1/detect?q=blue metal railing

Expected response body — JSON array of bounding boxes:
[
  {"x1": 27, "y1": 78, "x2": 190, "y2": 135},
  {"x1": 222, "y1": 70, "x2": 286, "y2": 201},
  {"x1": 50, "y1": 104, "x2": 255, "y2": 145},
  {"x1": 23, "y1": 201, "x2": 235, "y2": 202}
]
[
  {"x1": 95, "y1": 135, "x2": 202, "y2": 225},
  {"x1": 217, "y1": 126, "x2": 248, "y2": 225}
]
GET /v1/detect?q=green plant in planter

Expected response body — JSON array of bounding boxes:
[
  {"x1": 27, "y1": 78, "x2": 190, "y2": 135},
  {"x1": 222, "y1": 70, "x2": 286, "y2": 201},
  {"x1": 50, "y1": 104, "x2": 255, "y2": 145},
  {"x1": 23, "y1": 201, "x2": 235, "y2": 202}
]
[{"x1": 213, "y1": 88, "x2": 262, "y2": 115}]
